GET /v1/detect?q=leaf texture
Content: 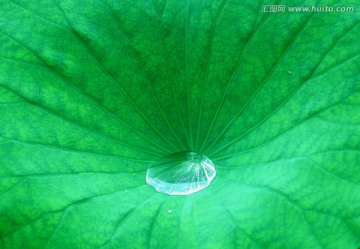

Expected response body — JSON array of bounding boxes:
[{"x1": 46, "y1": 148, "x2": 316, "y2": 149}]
[{"x1": 0, "y1": 0, "x2": 360, "y2": 248}]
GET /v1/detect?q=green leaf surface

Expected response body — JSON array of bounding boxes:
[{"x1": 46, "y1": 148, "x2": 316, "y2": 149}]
[{"x1": 1, "y1": 0, "x2": 360, "y2": 248}]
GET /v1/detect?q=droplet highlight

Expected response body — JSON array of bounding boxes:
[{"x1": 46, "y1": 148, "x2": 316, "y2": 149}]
[{"x1": 146, "y1": 151, "x2": 216, "y2": 195}]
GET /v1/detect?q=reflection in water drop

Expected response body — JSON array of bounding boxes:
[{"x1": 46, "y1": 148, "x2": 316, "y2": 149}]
[
  {"x1": 146, "y1": 151, "x2": 216, "y2": 195},
  {"x1": 167, "y1": 209, "x2": 173, "y2": 213}
]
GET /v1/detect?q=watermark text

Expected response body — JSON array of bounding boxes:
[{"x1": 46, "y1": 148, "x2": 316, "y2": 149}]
[{"x1": 261, "y1": 5, "x2": 355, "y2": 13}]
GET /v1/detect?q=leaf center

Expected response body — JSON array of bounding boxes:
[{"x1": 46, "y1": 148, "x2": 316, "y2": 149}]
[{"x1": 146, "y1": 151, "x2": 216, "y2": 195}]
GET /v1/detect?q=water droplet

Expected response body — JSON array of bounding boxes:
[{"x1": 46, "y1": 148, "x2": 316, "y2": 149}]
[
  {"x1": 124, "y1": 189, "x2": 128, "y2": 193},
  {"x1": 288, "y1": 70, "x2": 292, "y2": 74},
  {"x1": 167, "y1": 209, "x2": 173, "y2": 213},
  {"x1": 146, "y1": 151, "x2": 216, "y2": 195}
]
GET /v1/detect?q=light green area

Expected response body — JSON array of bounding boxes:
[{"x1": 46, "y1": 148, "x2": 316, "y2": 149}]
[{"x1": 0, "y1": 0, "x2": 360, "y2": 248}]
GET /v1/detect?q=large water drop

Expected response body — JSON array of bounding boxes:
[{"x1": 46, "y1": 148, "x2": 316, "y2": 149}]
[{"x1": 146, "y1": 151, "x2": 216, "y2": 195}]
